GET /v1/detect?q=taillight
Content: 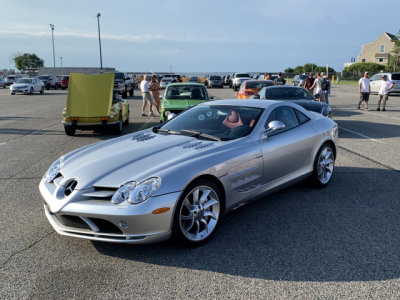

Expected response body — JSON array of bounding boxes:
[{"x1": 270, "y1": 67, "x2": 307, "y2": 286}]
[{"x1": 243, "y1": 90, "x2": 254, "y2": 96}]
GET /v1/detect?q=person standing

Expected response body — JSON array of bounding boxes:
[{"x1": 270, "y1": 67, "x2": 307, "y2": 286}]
[
  {"x1": 322, "y1": 75, "x2": 331, "y2": 105},
  {"x1": 140, "y1": 75, "x2": 156, "y2": 117},
  {"x1": 149, "y1": 75, "x2": 161, "y2": 115},
  {"x1": 310, "y1": 72, "x2": 325, "y2": 102},
  {"x1": 358, "y1": 72, "x2": 370, "y2": 110},
  {"x1": 304, "y1": 73, "x2": 315, "y2": 92},
  {"x1": 273, "y1": 72, "x2": 286, "y2": 85},
  {"x1": 377, "y1": 75, "x2": 395, "y2": 111},
  {"x1": 264, "y1": 73, "x2": 272, "y2": 80}
]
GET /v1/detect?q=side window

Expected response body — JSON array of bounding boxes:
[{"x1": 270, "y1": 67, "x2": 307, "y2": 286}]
[
  {"x1": 265, "y1": 106, "x2": 300, "y2": 136},
  {"x1": 370, "y1": 75, "x2": 378, "y2": 81},
  {"x1": 294, "y1": 108, "x2": 310, "y2": 125}
]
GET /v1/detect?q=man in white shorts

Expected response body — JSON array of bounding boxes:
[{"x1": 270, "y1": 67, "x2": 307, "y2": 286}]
[
  {"x1": 377, "y1": 75, "x2": 395, "y2": 111},
  {"x1": 140, "y1": 75, "x2": 156, "y2": 117}
]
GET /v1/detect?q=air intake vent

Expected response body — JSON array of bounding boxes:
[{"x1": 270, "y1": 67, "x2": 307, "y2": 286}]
[{"x1": 132, "y1": 133, "x2": 156, "y2": 142}]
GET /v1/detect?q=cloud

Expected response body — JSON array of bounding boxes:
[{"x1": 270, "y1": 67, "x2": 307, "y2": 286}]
[{"x1": 0, "y1": 29, "x2": 233, "y2": 44}]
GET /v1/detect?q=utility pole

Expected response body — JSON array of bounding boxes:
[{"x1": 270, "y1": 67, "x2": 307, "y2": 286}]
[
  {"x1": 96, "y1": 13, "x2": 103, "y2": 70},
  {"x1": 49, "y1": 24, "x2": 55, "y2": 67}
]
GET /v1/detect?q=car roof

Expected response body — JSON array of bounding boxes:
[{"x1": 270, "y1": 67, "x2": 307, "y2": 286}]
[{"x1": 263, "y1": 85, "x2": 303, "y2": 90}]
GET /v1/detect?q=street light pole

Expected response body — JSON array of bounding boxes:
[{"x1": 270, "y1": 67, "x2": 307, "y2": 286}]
[
  {"x1": 49, "y1": 23, "x2": 55, "y2": 67},
  {"x1": 96, "y1": 13, "x2": 103, "y2": 70},
  {"x1": 60, "y1": 57, "x2": 63, "y2": 67}
]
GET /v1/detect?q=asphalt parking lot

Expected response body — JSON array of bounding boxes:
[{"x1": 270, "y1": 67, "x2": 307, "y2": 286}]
[{"x1": 1, "y1": 85, "x2": 400, "y2": 299}]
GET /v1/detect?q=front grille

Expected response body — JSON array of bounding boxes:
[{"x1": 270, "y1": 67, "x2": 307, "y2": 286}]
[
  {"x1": 90, "y1": 218, "x2": 123, "y2": 234},
  {"x1": 55, "y1": 214, "x2": 90, "y2": 229}
]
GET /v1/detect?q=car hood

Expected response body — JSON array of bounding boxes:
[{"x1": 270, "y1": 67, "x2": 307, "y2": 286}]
[
  {"x1": 162, "y1": 99, "x2": 206, "y2": 109},
  {"x1": 60, "y1": 130, "x2": 224, "y2": 190}
]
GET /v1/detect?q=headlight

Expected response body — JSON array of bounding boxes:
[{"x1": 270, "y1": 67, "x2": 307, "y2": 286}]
[
  {"x1": 43, "y1": 157, "x2": 64, "y2": 183},
  {"x1": 111, "y1": 177, "x2": 161, "y2": 205},
  {"x1": 110, "y1": 110, "x2": 117, "y2": 118},
  {"x1": 321, "y1": 105, "x2": 331, "y2": 117}
]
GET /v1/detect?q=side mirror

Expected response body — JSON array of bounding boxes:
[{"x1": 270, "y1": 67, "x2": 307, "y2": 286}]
[
  {"x1": 253, "y1": 94, "x2": 260, "y2": 99},
  {"x1": 264, "y1": 120, "x2": 285, "y2": 135}
]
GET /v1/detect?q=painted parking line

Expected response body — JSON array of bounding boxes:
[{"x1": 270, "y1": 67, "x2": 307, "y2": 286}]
[
  {"x1": 365, "y1": 111, "x2": 400, "y2": 121},
  {"x1": 340, "y1": 126, "x2": 387, "y2": 144}
]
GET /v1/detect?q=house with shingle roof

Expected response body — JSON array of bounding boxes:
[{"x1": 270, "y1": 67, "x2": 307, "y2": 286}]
[{"x1": 357, "y1": 32, "x2": 397, "y2": 65}]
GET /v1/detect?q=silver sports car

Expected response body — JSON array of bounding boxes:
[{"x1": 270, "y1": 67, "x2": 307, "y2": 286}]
[{"x1": 40, "y1": 99, "x2": 338, "y2": 246}]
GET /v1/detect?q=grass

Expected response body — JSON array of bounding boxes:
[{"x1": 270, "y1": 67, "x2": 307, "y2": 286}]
[{"x1": 334, "y1": 80, "x2": 358, "y2": 86}]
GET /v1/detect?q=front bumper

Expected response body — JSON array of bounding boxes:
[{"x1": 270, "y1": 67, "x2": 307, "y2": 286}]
[
  {"x1": 10, "y1": 88, "x2": 30, "y2": 94},
  {"x1": 40, "y1": 179, "x2": 180, "y2": 244}
]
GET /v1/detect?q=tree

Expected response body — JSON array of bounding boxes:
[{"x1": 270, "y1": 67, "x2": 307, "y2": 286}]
[
  {"x1": 344, "y1": 62, "x2": 383, "y2": 73},
  {"x1": 303, "y1": 63, "x2": 318, "y2": 73},
  {"x1": 293, "y1": 65, "x2": 304, "y2": 74},
  {"x1": 391, "y1": 29, "x2": 400, "y2": 72},
  {"x1": 13, "y1": 53, "x2": 44, "y2": 70},
  {"x1": 284, "y1": 67, "x2": 294, "y2": 73}
]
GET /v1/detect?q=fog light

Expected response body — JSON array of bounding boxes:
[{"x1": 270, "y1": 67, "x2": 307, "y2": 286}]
[{"x1": 119, "y1": 221, "x2": 128, "y2": 229}]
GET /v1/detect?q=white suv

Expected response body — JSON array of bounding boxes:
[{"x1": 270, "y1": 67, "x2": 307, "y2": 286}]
[{"x1": 232, "y1": 73, "x2": 251, "y2": 91}]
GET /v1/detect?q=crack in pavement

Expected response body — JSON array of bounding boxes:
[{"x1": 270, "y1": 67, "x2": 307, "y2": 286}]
[{"x1": 1, "y1": 231, "x2": 55, "y2": 269}]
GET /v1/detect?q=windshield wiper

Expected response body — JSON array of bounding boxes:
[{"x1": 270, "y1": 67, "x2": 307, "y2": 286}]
[
  {"x1": 180, "y1": 129, "x2": 221, "y2": 141},
  {"x1": 152, "y1": 127, "x2": 180, "y2": 135}
]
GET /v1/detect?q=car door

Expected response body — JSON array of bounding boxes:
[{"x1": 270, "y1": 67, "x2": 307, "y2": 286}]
[
  {"x1": 32, "y1": 79, "x2": 39, "y2": 91},
  {"x1": 259, "y1": 106, "x2": 315, "y2": 184}
]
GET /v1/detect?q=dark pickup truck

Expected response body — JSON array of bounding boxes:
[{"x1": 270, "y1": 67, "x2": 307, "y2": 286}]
[{"x1": 114, "y1": 72, "x2": 134, "y2": 98}]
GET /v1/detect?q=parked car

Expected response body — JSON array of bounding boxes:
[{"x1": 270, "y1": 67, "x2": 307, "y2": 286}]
[
  {"x1": 40, "y1": 99, "x2": 338, "y2": 245},
  {"x1": 188, "y1": 76, "x2": 201, "y2": 83},
  {"x1": 62, "y1": 73, "x2": 129, "y2": 136},
  {"x1": 292, "y1": 74, "x2": 308, "y2": 87},
  {"x1": 207, "y1": 75, "x2": 224, "y2": 88},
  {"x1": 223, "y1": 75, "x2": 231, "y2": 86},
  {"x1": 258, "y1": 74, "x2": 278, "y2": 82},
  {"x1": 236, "y1": 80, "x2": 274, "y2": 99},
  {"x1": 60, "y1": 75, "x2": 69, "y2": 90},
  {"x1": 10, "y1": 77, "x2": 45, "y2": 95},
  {"x1": 5, "y1": 75, "x2": 22, "y2": 86},
  {"x1": 56, "y1": 76, "x2": 63, "y2": 89},
  {"x1": 369, "y1": 72, "x2": 400, "y2": 94},
  {"x1": 38, "y1": 75, "x2": 58, "y2": 90},
  {"x1": 253, "y1": 86, "x2": 332, "y2": 118},
  {"x1": 160, "y1": 77, "x2": 174, "y2": 89},
  {"x1": 160, "y1": 83, "x2": 212, "y2": 122},
  {"x1": 0, "y1": 77, "x2": 6, "y2": 88},
  {"x1": 232, "y1": 73, "x2": 251, "y2": 91}
]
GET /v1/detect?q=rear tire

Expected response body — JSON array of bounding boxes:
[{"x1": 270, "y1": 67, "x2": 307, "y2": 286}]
[
  {"x1": 310, "y1": 143, "x2": 335, "y2": 187},
  {"x1": 113, "y1": 114, "x2": 123, "y2": 135},
  {"x1": 64, "y1": 124, "x2": 76, "y2": 136},
  {"x1": 40, "y1": 87, "x2": 44, "y2": 94}
]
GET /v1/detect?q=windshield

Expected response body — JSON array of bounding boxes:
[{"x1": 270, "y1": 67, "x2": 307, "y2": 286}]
[
  {"x1": 38, "y1": 76, "x2": 50, "y2": 80},
  {"x1": 245, "y1": 81, "x2": 274, "y2": 89},
  {"x1": 188, "y1": 76, "x2": 199, "y2": 81},
  {"x1": 114, "y1": 73, "x2": 125, "y2": 80},
  {"x1": 210, "y1": 76, "x2": 221, "y2": 80},
  {"x1": 162, "y1": 78, "x2": 173, "y2": 82},
  {"x1": 165, "y1": 85, "x2": 208, "y2": 100},
  {"x1": 236, "y1": 73, "x2": 250, "y2": 78},
  {"x1": 161, "y1": 105, "x2": 263, "y2": 141},
  {"x1": 265, "y1": 87, "x2": 314, "y2": 100},
  {"x1": 16, "y1": 78, "x2": 32, "y2": 84}
]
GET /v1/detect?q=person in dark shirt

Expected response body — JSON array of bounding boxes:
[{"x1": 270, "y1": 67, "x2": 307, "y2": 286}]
[
  {"x1": 304, "y1": 73, "x2": 315, "y2": 92},
  {"x1": 273, "y1": 72, "x2": 286, "y2": 85}
]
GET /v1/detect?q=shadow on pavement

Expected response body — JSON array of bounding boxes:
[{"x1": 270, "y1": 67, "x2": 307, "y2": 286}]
[{"x1": 93, "y1": 166, "x2": 400, "y2": 282}]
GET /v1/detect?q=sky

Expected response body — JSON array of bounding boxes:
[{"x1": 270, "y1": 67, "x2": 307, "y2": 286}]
[{"x1": 0, "y1": 0, "x2": 399, "y2": 73}]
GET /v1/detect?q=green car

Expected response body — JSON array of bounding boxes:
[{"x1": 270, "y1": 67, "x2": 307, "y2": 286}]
[{"x1": 160, "y1": 83, "x2": 212, "y2": 122}]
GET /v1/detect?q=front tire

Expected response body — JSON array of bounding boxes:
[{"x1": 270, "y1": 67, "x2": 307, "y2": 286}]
[
  {"x1": 40, "y1": 87, "x2": 44, "y2": 94},
  {"x1": 173, "y1": 179, "x2": 222, "y2": 246},
  {"x1": 29, "y1": 88, "x2": 34, "y2": 95},
  {"x1": 310, "y1": 143, "x2": 335, "y2": 187}
]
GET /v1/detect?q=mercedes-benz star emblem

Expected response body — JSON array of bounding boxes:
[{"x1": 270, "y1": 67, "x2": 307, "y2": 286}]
[{"x1": 63, "y1": 180, "x2": 78, "y2": 197}]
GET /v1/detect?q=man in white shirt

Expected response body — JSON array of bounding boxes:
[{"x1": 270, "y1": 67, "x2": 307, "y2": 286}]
[
  {"x1": 140, "y1": 75, "x2": 156, "y2": 117},
  {"x1": 358, "y1": 72, "x2": 370, "y2": 110},
  {"x1": 377, "y1": 75, "x2": 395, "y2": 111}
]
